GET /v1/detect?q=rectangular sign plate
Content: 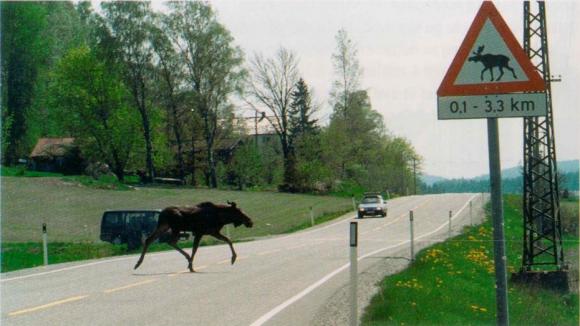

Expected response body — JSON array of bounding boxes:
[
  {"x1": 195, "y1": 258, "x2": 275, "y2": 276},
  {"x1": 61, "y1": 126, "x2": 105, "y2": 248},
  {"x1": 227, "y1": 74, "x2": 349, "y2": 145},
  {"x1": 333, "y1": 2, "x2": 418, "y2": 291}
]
[{"x1": 438, "y1": 93, "x2": 547, "y2": 120}]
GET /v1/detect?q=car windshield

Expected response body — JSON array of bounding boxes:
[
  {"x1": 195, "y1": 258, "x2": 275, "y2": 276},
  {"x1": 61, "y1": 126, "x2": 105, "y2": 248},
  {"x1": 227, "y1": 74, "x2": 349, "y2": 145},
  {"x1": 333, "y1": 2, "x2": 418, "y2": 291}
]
[{"x1": 362, "y1": 197, "x2": 380, "y2": 204}]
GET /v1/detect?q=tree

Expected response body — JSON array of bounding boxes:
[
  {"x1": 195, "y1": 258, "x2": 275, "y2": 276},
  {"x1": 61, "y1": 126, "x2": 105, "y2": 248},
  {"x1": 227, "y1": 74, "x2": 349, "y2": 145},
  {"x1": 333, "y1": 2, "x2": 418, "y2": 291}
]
[
  {"x1": 50, "y1": 46, "x2": 140, "y2": 181},
  {"x1": 229, "y1": 142, "x2": 263, "y2": 190},
  {"x1": 1, "y1": 2, "x2": 48, "y2": 164},
  {"x1": 150, "y1": 18, "x2": 187, "y2": 181},
  {"x1": 246, "y1": 47, "x2": 300, "y2": 190},
  {"x1": 165, "y1": 1, "x2": 245, "y2": 188},
  {"x1": 289, "y1": 78, "x2": 318, "y2": 139},
  {"x1": 330, "y1": 28, "x2": 362, "y2": 118},
  {"x1": 101, "y1": 2, "x2": 157, "y2": 181}
]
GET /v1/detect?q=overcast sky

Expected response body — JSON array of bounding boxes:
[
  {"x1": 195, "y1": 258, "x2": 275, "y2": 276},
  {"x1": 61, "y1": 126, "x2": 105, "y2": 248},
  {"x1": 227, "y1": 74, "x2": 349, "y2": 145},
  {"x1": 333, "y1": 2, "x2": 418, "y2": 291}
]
[{"x1": 155, "y1": 0, "x2": 580, "y2": 179}]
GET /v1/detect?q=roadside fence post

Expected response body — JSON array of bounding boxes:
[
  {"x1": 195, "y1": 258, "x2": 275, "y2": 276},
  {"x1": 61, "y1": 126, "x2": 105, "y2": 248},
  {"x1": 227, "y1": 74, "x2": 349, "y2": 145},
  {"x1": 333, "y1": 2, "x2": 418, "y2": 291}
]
[
  {"x1": 310, "y1": 206, "x2": 315, "y2": 227},
  {"x1": 350, "y1": 222, "x2": 358, "y2": 326},
  {"x1": 351, "y1": 196, "x2": 357, "y2": 212},
  {"x1": 409, "y1": 211, "x2": 415, "y2": 261},
  {"x1": 448, "y1": 211, "x2": 452, "y2": 238},
  {"x1": 42, "y1": 223, "x2": 48, "y2": 266}
]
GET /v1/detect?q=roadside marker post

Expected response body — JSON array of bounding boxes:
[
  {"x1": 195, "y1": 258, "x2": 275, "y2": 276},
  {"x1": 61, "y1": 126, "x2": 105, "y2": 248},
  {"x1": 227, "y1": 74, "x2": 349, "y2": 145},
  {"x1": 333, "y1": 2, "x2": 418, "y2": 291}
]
[
  {"x1": 310, "y1": 206, "x2": 315, "y2": 227},
  {"x1": 349, "y1": 222, "x2": 358, "y2": 326},
  {"x1": 470, "y1": 201, "x2": 473, "y2": 226},
  {"x1": 42, "y1": 223, "x2": 48, "y2": 266},
  {"x1": 409, "y1": 211, "x2": 415, "y2": 261},
  {"x1": 351, "y1": 196, "x2": 357, "y2": 212},
  {"x1": 448, "y1": 211, "x2": 452, "y2": 238}
]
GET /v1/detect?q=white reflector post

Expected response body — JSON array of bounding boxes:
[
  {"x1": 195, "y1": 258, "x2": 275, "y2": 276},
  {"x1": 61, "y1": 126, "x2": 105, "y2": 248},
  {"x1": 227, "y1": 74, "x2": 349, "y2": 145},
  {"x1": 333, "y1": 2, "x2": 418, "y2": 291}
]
[
  {"x1": 349, "y1": 221, "x2": 358, "y2": 326},
  {"x1": 42, "y1": 223, "x2": 48, "y2": 266}
]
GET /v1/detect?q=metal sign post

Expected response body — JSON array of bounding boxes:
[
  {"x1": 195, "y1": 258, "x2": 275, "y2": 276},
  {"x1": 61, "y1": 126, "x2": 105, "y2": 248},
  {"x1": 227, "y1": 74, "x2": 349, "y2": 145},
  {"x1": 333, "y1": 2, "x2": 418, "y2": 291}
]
[
  {"x1": 349, "y1": 222, "x2": 358, "y2": 326},
  {"x1": 487, "y1": 118, "x2": 509, "y2": 326}
]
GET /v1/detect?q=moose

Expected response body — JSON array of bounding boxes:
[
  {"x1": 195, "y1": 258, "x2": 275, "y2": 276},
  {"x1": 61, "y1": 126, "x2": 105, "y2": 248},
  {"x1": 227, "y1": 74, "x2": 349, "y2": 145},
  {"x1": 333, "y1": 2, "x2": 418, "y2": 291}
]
[
  {"x1": 134, "y1": 201, "x2": 253, "y2": 272},
  {"x1": 468, "y1": 45, "x2": 517, "y2": 82}
]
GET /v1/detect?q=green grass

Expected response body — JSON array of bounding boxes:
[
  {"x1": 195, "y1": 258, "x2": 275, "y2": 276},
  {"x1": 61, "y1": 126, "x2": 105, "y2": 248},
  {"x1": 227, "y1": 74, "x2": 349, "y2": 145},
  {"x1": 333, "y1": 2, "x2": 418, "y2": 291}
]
[
  {"x1": 1, "y1": 165, "x2": 63, "y2": 177},
  {"x1": 1, "y1": 208, "x2": 351, "y2": 273},
  {"x1": 1, "y1": 176, "x2": 353, "y2": 272},
  {"x1": 362, "y1": 195, "x2": 579, "y2": 326},
  {"x1": 0, "y1": 235, "x2": 238, "y2": 273}
]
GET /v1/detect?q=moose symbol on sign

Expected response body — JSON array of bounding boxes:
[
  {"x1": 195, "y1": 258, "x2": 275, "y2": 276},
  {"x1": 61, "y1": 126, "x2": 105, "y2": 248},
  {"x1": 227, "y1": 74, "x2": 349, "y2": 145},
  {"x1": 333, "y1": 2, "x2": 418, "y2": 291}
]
[{"x1": 468, "y1": 45, "x2": 518, "y2": 82}]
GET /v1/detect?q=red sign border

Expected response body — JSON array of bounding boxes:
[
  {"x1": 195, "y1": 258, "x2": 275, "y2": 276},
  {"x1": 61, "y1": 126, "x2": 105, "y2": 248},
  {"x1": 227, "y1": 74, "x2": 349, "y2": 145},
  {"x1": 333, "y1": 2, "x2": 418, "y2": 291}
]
[{"x1": 437, "y1": 1, "x2": 545, "y2": 97}]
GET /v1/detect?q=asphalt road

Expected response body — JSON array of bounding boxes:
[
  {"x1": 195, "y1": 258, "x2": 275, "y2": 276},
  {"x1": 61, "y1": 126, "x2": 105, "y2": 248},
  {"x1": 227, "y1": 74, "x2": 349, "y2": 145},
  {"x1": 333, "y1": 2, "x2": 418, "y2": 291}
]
[{"x1": 2, "y1": 193, "x2": 486, "y2": 326}]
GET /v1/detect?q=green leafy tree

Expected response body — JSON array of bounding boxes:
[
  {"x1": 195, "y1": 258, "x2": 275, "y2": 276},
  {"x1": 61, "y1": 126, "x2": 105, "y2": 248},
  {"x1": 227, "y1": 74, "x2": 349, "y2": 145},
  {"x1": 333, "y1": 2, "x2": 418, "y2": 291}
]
[
  {"x1": 165, "y1": 1, "x2": 245, "y2": 188},
  {"x1": 150, "y1": 17, "x2": 188, "y2": 181},
  {"x1": 50, "y1": 46, "x2": 141, "y2": 181},
  {"x1": 101, "y1": 1, "x2": 157, "y2": 181},
  {"x1": 1, "y1": 2, "x2": 48, "y2": 164},
  {"x1": 229, "y1": 142, "x2": 263, "y2": 190}
]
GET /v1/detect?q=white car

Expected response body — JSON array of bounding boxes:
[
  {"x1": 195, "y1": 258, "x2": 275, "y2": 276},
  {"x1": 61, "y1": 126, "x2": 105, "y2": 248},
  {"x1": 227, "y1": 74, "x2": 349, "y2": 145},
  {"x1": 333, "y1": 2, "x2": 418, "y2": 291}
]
[{"x1": 357, "y1": 194, "x2": 387, "y2": 218}]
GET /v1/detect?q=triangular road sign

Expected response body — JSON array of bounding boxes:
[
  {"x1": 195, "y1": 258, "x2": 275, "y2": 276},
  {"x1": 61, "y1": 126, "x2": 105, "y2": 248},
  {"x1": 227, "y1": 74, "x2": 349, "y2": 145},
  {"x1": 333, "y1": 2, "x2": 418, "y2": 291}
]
[{"x1": 437, "y1": 1, "x2": 545, "y2": 96}]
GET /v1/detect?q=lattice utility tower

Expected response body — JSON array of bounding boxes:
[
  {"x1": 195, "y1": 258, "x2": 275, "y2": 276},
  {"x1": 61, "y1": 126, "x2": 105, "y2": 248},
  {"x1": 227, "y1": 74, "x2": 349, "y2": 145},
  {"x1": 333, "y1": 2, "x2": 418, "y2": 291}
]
[{"x1": 521, "y1": 1, "x2": 565, "y2": 272}]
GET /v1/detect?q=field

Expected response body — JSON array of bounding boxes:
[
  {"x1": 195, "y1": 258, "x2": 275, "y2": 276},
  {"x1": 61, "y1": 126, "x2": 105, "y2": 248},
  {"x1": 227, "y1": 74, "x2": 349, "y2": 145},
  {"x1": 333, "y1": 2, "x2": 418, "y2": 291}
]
[
  {"x1": 1, "y1": 177, "x2": 352, "y2": 271},
  {"x1": 362, "y1": 195, "x2": 579, "y2": 325}
]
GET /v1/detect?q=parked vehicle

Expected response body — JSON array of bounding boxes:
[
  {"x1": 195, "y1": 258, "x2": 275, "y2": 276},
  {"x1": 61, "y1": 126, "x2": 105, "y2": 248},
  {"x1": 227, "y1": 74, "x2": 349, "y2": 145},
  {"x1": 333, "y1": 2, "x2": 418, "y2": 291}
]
[
  {"x1": 357, "y1": 193, "x2": 387, "y2": 218},
  {"x1": 100, "y1": 210, "x2": 188, "y2": 249}
]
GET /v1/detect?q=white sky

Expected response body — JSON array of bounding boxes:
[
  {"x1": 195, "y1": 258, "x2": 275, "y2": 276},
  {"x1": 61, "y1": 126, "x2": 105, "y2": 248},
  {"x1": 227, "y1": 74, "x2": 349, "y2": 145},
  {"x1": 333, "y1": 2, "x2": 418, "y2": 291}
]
[{"x1": 153, "y1": 0, "x2": 580, "y2": 179}]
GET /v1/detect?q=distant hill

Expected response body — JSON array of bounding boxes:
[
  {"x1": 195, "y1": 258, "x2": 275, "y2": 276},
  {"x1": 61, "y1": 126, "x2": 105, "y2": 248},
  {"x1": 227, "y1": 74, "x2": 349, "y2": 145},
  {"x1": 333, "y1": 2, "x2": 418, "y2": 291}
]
[
  {"x1": 421, "y1": 174, "x2": 447, "y2": 186},
  {"x1": 422, "y1": 160, "x2": 579, "y2": 194},
  {"x1": 472, "y1": 159, "x2": 578, "y2": 181}
]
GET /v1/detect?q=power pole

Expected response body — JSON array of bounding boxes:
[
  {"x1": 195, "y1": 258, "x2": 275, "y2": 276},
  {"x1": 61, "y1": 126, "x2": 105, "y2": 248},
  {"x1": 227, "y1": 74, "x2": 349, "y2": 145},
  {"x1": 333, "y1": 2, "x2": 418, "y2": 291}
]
[{"x1": 516, "y1": 1, "x2": 568, "y2": 292}]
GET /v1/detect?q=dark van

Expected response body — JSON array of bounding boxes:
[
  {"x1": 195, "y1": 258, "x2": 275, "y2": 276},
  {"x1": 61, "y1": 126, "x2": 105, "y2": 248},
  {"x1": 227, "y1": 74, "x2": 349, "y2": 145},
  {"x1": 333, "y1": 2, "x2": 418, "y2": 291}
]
[{"x1": 100, "y1": 210, "x2": 162, "y2": 249}]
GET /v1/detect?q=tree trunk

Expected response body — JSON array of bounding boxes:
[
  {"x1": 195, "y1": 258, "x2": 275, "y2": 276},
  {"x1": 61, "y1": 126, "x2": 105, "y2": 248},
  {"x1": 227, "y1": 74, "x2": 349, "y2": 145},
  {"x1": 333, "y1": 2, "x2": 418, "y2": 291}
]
[
  {"x1": 140, "y1": 110, "x2": 156, "y2": 182},
  {"x1": 190, "y1": 134, "x2": 197, "y2": 186}
]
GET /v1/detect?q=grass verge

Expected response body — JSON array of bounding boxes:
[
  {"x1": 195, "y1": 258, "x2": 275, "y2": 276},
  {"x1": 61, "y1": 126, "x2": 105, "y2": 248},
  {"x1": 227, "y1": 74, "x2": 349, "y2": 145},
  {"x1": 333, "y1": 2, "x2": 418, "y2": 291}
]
[
  {"x1": 1, "y1": 209, "x2": 352, "y2": 273},
  {"x1": 362, "y1": 195, "x2": 579, "y2": 325}
]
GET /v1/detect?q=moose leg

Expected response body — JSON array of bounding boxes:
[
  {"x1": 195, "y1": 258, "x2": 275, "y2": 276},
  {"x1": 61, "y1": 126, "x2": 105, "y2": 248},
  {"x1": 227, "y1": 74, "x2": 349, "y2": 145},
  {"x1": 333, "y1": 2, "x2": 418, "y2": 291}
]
[
  {"x1": 188, "y1": 235, "x2": 202, "y2": 272},
  {"x1": 506, "y1": 65, "x2": 517, "y2": 79},
  {"x1": 481, "y1": 68, "x2": 489, "y2": 81},
  {"x1": 167, "y1": 231, "x2": 191, "y2": 263},
  {"x1": 211, "y1": 232, "x2": 237, "y2": 265},
  {"x1": 134, "y1": 225, "x2": 169, "y2": 270},
  {"x1": 497, "y1": 67, "x2": 505, "y2": 81}
]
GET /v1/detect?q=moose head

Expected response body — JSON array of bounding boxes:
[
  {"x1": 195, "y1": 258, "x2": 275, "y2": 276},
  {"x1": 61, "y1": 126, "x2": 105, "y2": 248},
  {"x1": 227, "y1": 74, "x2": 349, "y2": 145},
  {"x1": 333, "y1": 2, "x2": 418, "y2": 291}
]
[
  {"x1": 468, "y1": 45, "x2": 485, "y2": 62},
  {"x1": 227, "y1": 201, "x2": 254, "y2": 228}
]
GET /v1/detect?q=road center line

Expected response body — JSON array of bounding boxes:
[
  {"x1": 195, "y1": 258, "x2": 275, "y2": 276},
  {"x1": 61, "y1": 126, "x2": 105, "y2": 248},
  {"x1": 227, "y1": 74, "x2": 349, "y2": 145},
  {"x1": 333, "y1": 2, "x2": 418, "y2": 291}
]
[
  {"x1": 103, "y1": 279, "x2": 156, "y2": 294},
  {"x1": 249, "y1": 194, "x2": 477, "y2": 326},
  {"x1": 8, "y1": 295, "x2": 88, "y2": 317}
]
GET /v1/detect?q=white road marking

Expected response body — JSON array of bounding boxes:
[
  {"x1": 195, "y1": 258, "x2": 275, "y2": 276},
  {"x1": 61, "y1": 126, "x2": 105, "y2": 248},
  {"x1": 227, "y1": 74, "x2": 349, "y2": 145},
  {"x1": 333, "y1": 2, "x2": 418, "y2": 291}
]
[{"x1": 249, "y1": 194, "x2": 477, "y2": 326}]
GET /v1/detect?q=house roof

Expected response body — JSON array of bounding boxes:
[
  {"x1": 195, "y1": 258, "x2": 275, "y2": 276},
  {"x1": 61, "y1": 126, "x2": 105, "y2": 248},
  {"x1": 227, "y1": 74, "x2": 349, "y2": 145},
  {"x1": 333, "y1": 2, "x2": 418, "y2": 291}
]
[{"x1": 30, "y1": 138, "x2": 75, "y2": 158}]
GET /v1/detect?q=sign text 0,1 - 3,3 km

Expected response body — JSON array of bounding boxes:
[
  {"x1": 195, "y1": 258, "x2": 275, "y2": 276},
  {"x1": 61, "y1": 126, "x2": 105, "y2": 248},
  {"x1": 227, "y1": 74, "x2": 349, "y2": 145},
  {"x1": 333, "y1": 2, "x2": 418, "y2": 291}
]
[{"x1": 437, "y1": 1, "x2": 546, "y2": 120}]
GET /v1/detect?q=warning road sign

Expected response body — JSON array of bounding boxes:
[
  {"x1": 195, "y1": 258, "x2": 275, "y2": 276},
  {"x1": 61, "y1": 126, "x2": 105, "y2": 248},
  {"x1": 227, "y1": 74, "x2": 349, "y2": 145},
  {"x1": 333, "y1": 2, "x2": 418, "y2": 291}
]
[
  {"x1": 437, "y1": 1, "x2": 545, "y2": 97},
  {"x1": 437, "y1": 1, "x2": 547, "y2": 119}
]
